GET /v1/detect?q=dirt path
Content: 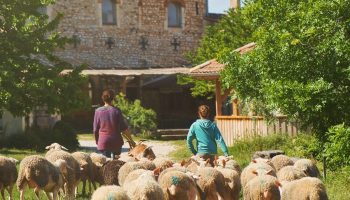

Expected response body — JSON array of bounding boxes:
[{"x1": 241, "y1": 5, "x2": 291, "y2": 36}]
[{"x1": 79, "y1": 139, "x2": 177, "y2": 159}]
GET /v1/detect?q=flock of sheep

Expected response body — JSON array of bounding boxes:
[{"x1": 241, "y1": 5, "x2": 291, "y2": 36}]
[{"x1": 0, "y1": 142, "x2": 329, "y2": 200}]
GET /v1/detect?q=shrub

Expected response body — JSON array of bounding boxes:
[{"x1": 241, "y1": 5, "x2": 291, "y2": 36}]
[
  {"x1": 324, "y1": 124, "x2": 350, "y2": 170},
  {"x1": 0, "y1": 121, "x2": 79, "y2": 151},
  {"x1": 113, "y1": 93, "x2": 157, "y2": 137}
]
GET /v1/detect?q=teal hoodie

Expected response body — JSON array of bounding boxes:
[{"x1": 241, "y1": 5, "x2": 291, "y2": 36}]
[{"x1": 187, "y1": 119, "x2": 229, "y2": 156}]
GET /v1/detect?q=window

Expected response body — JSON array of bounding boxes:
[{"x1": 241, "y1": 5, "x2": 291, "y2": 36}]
[
  {"x1": 102, "y1": 0, "x2": 117, "y2": 25},
  {"x1": 207, "y1": 0, "x2": 230, "y2": 14},
  {"x1": 168, "y1": 3, "x2": 182, "y2": 27}
]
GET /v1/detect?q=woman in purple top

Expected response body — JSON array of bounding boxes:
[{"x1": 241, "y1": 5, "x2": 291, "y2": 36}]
[{"x1": 93, "y1": 89, "x2": 128, "y2": 159}]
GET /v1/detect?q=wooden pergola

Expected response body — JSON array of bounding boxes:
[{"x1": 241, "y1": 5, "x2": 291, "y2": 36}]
[{"x1": 189, "y1": 42, "x2": 256, "y2": 116}]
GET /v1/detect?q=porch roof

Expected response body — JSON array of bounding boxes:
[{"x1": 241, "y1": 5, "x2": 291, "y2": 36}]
[
  {"x1": 189, "y1": 42, "x2": 256, "y2": 79},
  {"x1": 61, "y1": 67, "x2": 190, "y2": 76}
]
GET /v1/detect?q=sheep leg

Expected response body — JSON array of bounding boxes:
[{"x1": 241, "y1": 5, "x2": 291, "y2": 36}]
[
  {"x1": 88, "y1": 180, "x2": 92, "y2": 194},
  {"x1": 92, "y1": 181, "x2": 97, "y2": 190},
  {"x1": 82, "y1": 180, "x2": 86, "y2": 196},
  {"x1": 34, "y1": 187, "x2": 41, "y2": 200},
  {"x1": 1, "y1": 188, "x2": 5, "y2": 200},
  {"x1": 19, "y1": 182, "x2": 27, "y2": 200},
  {"x1": 45, "y1": 191, "x2": 53, "y2": 200},
  {"x1": 6, "y1": 185, "x2": 13, "y2": 200}
]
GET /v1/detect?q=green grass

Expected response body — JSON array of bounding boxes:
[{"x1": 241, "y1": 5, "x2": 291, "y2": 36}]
[{"x1": 169, "y1": 134, "x2": 350, "y2": 200}]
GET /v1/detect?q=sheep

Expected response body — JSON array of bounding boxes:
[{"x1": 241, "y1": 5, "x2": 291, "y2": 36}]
[
  {"x1": 45, "y1": 143, "x2": 69, "y2": 156},
  {"x1": 157, "y1": 166, "x2": 188, "y2": 182},
  {"x1": 277, "y1": 166, "x2": 307, "y2": 182},
  {"x1": 158, "y1": 170, "x2": 201, "y2": 200},
  {"x1": 45, "y1": 150, "x2": 81, "y2": 200},
  {"x1": 243, "y1": 175, "x2": 281, "y2": 200},
  {"x1": 294, "y1": 159, "x2": 320, "y2": 178},
  {"x1": 118, "y1": 160, "x2": 156, "y2": 186},
  {"x1": 241, "y1": 162, "x2": 276, "y2": 187},
  {"x1": 90, "y1": 153, "x2": 109, "y2": 185},
  {"x1": 91, "y1": 185, "x2": 130, "y2": 200},
  {"x1": 281, "y1": 177, "x2": 328, "y2": 200},
  {"x1": 195, "y1": 167, "x2": 230, "y2": 200},
  {"x1": 90, "y1": 153, "x2": 108, "y2": 167},
  {"x1": 71, "y1": 151, "x2": 95, "y2": 195},
  {"x1": 153, "y1": 157, "x2": 174, "y2": 172},
  {"x1": 271, "y1": 155, "x2": 294, "y2": 172},
  {"x1": 0, "y1": 156, "x2": 18, "y2": 200},
  {"x1": 216, "y1": 167, "x2": 241, "y2": 200},
  {"x1": 128, "y1": 143, "x2": 156, "y2": 160},
  {"x1": 100, "y1": 159, "x2": 126, "y2": 185},
  {"x1": 216, "y1": 156, "x2": 241, "y2": 174},
  {"x1": 123, "y1": 170, "x2": 164, "y2": 200},
  {"x1": 16, "y1": 155, "x2": 67, "y2": 200}
]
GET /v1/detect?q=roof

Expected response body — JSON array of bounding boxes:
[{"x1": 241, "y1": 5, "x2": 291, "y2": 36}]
[
  {"x1": 189, "y1": 42, "x2": 256, "y2": 79},
  {"x1": 61, "y1": 67, "x2": 190, "y2": 76}
]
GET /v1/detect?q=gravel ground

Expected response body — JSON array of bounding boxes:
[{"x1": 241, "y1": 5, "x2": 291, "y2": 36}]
[{"x1": 79, "y1": 139, "x2": 177, "y2": 160}]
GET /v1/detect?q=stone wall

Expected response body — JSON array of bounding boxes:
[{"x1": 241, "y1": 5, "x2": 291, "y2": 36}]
[{"x1": 51, "y1": 0, "x2": 209, "y2": 68}]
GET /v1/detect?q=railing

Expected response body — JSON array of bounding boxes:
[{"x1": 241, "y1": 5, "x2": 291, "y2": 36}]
[{"x1": 216, "y1": 116, "x2": 298, "y2": 146}]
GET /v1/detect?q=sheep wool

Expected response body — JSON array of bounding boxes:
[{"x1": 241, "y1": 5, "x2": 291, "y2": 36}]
[
  {"x1": 271, "y1": 155, "x2": 294, "y2": 172},
  {"x1": 243, "y1": 175, "x2": 281, "y2": 200},
  {"x1": 153, "y1": 157, "x2": 174, "y2": 171},
  {"x1": 71, "y1": 151, "x2": 95, "y2": 195},
  {"x1": 281, "y1": 177, "x2": 328, "y2": 200},
  {"x1": 196, "y1": 167, "x2": 229, "y2": 200},
  {"x1": 118, "y1": 161, "x2": 147, "y2": 186},
  {"x1": 91, "y1": 185, "x2": 130, "y2": 200},
  {"x1": 101, "y1": 159, "x2": 126, "y2": 185},
  {"x1": 241, "y1": 162, "x2": 276, "y2": 187},
  {"x1": 294, "y1": 159, "x2": 320, "y2": 178},
  {"x1": 0, "y1": 156, "x2": 18, "y2": 200},
  {"x1": 277, "y1": 166, "x2": 307, "y2": 182},
  {"x1": 158, "y1": 170, "x2": 200, "y2": 200},
  {"x1": 216, "y1": 167, "x2": 241, "y2": 200}
]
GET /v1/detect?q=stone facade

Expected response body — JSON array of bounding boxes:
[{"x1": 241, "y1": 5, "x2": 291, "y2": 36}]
[{"x1": 50, "y1": 0, "x2": 210, "y2": 69}]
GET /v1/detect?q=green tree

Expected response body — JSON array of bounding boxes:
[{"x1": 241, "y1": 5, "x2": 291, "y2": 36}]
[
  {"x1": 178, "y1": 9, "x2": 253, "y2": 99},
  {"x1": 221, "y1": 0, "x2": 350, "y2": 136},
  {"x1": 0, "y1": 0, "x2": 88, "y2": 116}
]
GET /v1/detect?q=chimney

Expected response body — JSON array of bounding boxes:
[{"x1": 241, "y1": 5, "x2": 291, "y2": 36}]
[{"x1": 230, "y1": 0, "x2": 240, "y2": 9}]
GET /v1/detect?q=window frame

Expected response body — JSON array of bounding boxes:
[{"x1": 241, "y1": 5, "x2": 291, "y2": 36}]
[
  {"x1": 102, "y1": 0, "x2": 117, "y2": 25},
  {"x1": 167, "y1": 2, "x2": 183, "y2": 28}
]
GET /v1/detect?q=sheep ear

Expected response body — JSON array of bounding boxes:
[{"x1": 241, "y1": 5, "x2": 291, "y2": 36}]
[
  {"x1": 222, "y1": 159, "x2": 226, "y2": 168},
  {"x1": 61, "y1": 146, "x2": 68, "y2": 151},
  {"x1": 134, "y1": 157, "x2": 140, "y2": 161},
  {"x1": 252, "y1": 170, "x2": 258, "y2": 175},
  {"x1": 45, "y1": 145, "x2": 51, "y2": 150},
  {"x1": 275, "y1": 180, "x2": 282, "y2": 187},
  {"x1": 167, "y1": 185, "x2": 177, "y2": 196},
  {"x1": 228, "y1": 181, "x2": 234, "y2": 189},
  {"x1": 205, "y1": 158, "x2": 211, "y2": 165},
  {"x1": 180, "y1": 159, "x2": 186, "y2": 166},
  {"x1": 252, "y1": 159, "x2": 257, "y2": 163},
  {"x1": 153, "y1": 168, "x2": 161, "y2": 176},
  {"x1": 263, "y1": 190, "x2": 269, "y2": 199},
  {"x1": 266, "y1": 169, "x2": 273, "y2": 175}
]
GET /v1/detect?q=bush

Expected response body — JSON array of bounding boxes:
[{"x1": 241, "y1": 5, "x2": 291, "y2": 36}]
[
  {"x1": 113, "y1": 93, "x2": 157, "y2": 138},
  {"x1": 324, "y1": 124, "x2": 350, "y2": 170},
  {"x1": 0, "y1": 121, "x2": 79, "y2": 151}
]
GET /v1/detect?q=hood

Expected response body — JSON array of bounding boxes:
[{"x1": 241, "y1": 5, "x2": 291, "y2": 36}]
[{"x1": 196, "y1": 119, "x2": 215, "y2": 129}]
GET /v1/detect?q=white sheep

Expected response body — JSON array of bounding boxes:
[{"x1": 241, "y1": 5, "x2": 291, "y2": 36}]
[
  {"x1": 216, "y1": 156, "x2": 241, "y2": 174},
  {"x1": 271, "y1": 155, "x2": 294, "y2": 172},
  {"x1": 243, "y1": 175, "x2": 281, "y2": 200},
  {"x1": 196, "y1": 167, "x2": 230, "y2": 199},
  {"x1": 293, "y1": 159, "x2": 320, "y2": 178},
  {"x1": 91, "y1": 185, "x2": 130, "y2": 200},
  {"x1": 158, "y1": 170, "x2": 201, "y2": 200},
  {"x1": 277, "y1": 166, "x2": 307, "y2": 182},
  {"x1": 216, "y1": 167, "x2": 241, "y2": 200},
  {"x1": 71, "y1": 151, "x2": 95, "y2": 195},
  {"x1": 16, "y1": 155, "x2": 67, "y2": 200},
  {"x1": 45, "y1": 150, "x2": 81, "y2": 200},
  {"x1": 0, "y1": 156, "x2": 18, "y2": 200},
  {"x1": 152, "y1": 157, "x2": 174, "y2": 172},
  {"x1": 118, "y1": 160, "x2": 156, "y2": 186},
  {"x1": 241, "y1": 162, "x2": 276, "y2": 187},
  {"x1": 281, "y1": 177, "x2": 328, "y2": 200},
  {"x1": 123, "y1": 170, "x2": 164, "y2": 200}
]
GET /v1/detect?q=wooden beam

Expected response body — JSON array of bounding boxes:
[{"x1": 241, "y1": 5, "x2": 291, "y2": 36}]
[
  {"x1": 120, "y1": 77, "x2": 127, "y2": 95},
  {"x1": 232, "y1": 98, "x2": 239, "y2": 116},
  {"x1": 215, "y1": 80, "x2": 222, "y2": 116}
]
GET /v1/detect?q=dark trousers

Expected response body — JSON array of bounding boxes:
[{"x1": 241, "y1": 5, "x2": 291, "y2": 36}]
[{"x1": 101, "y1": 148, "x2": 121, "y2": 159}]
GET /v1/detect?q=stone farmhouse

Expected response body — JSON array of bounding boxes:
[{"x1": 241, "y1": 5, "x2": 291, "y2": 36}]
[{"x1": 1, "y1": 0, "x2": 240, "y2": 135}]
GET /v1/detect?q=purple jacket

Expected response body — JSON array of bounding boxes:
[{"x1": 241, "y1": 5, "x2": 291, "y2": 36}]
[{"x1": 93, "y1": 105, "x2": 128, "y2": 152}]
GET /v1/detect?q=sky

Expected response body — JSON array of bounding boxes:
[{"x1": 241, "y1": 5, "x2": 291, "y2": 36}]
[{"x1": 208, "y1": 0, "x2": 245, "y2": 14}]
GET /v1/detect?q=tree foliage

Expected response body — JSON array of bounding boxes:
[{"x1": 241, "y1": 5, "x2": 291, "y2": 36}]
[
  {"x1": 221, "y1": 0, "x2": 350, "y2": 135},
  {"x1": 178, "y1": 9, "x2": 253, "y2": 99},
  {"x1": 0, "y1": 0, "x2": 88, "y2": 116}
]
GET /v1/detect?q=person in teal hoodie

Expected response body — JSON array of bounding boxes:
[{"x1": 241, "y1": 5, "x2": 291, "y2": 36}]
[{"x1": 187, "y1": 105, "x2": 229, "y2": 166}]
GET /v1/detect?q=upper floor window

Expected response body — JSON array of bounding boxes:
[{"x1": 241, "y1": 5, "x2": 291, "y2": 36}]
[
  {"x1": 168, "y1": 3, "x2": 182, "y2": 27},
  {"x1": 102, "y1": 0, "x2": 117, "y2": 25}
]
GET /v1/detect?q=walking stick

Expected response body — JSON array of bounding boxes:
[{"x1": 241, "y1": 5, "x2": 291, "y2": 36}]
[{"x1": 122, "y1": 129, "x2": 136, "y2": 149}]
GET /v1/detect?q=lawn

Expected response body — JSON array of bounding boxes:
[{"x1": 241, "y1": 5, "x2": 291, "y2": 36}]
[{"x1": 169, "y1": 134, "x2": 350, "y2": 200}]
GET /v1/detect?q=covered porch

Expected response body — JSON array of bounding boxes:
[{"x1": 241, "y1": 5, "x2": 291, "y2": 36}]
[{"x1": 189, "y1": 43, "x2": 298, "y2": 146}]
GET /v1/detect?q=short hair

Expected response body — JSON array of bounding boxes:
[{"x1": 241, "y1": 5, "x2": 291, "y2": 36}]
[
  {"x1": 102, "y1": 89, "x2": 115, "y2": 103},
  {"x1": 198, "y1": 105, "x2": 210, "y2": 119}
]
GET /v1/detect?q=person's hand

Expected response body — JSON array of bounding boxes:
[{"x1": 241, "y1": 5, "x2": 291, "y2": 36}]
[{"x1": 191, "y1": 154, "x2": 198, "y2": 160}]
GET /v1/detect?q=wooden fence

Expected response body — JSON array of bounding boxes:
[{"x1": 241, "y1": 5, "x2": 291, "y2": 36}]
[{"x1": 216, "y1": 116, "x2": 298, "y2": 146}]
